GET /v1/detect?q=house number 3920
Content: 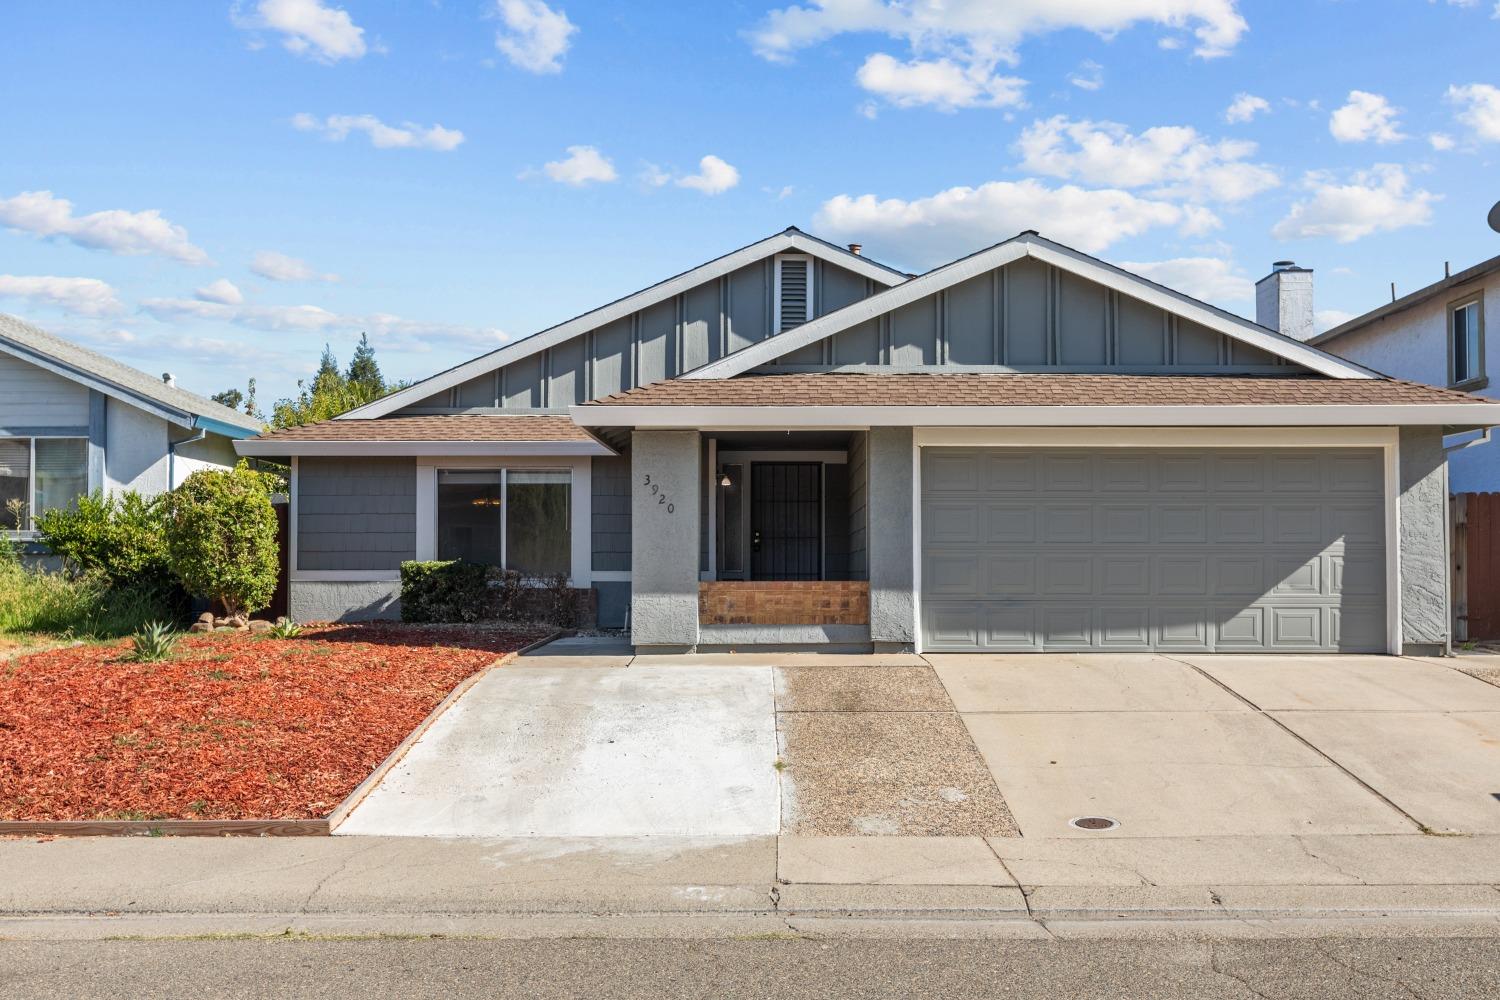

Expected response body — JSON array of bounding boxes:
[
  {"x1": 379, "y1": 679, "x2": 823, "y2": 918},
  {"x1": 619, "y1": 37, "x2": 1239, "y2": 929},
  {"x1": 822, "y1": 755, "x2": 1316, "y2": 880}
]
[{"x1": 642, "y1": 474, "x2": 675, "y2": 514}]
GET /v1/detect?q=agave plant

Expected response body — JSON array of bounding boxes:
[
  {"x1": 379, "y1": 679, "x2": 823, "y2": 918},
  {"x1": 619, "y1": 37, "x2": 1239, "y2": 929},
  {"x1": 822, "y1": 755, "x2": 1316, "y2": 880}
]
[
  {"x1": 269, "y1": 617, "x2": 304, "y2": 639},
  {"x1": 128, "y1": 621, "x2": 180, "y2": 663}
]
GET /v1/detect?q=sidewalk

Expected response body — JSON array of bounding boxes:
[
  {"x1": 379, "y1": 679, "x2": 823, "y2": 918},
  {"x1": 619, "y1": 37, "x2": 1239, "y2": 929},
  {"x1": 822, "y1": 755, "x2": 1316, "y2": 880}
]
[{"x1": 4, "y1": 832, "x2": 1500, "y2": 940}]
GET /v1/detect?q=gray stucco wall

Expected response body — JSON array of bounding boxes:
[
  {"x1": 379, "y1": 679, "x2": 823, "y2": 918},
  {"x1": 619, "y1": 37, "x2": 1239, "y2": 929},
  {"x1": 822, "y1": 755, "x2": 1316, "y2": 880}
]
[
  {"x1": 847, "y1": 431, "x2": 869, "y2": 581},
  {"x1": 291, "y1": 580, "x2": 401, "y2": 622},
  {"x1": 629, "y1": 430, "x2": 700, "y2": 649},
  {"x1": 867, "y1": 427, "x2": 915, "y2": 649},
  {"x1": 297, "y1": 457, "x2": 416, "y2": 571},
  {"x1": 1399, "y1": 426, "x2": 1449, "y2": 653}
]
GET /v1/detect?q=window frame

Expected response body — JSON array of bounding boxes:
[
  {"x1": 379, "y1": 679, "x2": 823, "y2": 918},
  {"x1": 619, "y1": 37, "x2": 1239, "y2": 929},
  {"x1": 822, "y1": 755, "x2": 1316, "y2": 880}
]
[
  {"x1": 0, "y1": 434, "x2": 89, "y2": 536},
  {"x1": 1448, "y1": 294, "x2": 1487, "y2": 391},
  {"x1": 425, "y1": 460, "x2": 584, "y2": 584}
]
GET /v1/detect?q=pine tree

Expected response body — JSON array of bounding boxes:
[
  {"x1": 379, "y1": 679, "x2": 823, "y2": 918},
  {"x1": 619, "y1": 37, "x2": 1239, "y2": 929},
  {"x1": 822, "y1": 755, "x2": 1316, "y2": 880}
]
[
  {"x1": 211, "y1": 388, "x2": 244, "y2": 410},
  {"x1": 345, "y1": 333, "x2": 385, "y2": 394}
]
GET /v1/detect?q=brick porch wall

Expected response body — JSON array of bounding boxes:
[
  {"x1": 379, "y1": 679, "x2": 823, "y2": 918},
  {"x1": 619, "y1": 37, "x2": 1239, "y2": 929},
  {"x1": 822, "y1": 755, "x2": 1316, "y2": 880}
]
[{"x1": 698, "y1": 581, "x2": 870, "y2": 626}]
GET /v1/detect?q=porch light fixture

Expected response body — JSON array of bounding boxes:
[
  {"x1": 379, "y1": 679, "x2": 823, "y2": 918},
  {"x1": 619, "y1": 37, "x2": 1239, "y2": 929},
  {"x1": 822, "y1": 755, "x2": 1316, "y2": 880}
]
[{"x1": 718, "y1": 468, "x2": 732, "y2": 487}]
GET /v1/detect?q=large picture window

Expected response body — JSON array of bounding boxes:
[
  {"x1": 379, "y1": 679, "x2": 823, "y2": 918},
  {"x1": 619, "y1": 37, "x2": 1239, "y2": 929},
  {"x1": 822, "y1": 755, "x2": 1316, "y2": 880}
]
[
  {"x1": 0, "y1": 437, "x2": 88, "y2": 531},
  {"x1": 435, "y1": 468, "x2": 571, "y2": 579}
]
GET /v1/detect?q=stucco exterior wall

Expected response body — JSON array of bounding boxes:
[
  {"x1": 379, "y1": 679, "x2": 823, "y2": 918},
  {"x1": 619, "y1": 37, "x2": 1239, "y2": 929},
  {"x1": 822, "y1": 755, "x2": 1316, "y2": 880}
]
[
  {"x1": 104, "y1": 399, "x2": 170, "y2": 495},
  {"x1": 629, "y1": 430, "x2": 701, "y2": 649},
  {"x1": 1399, "y1": 426, "x2": 1449, "y2": 654},
  {"x1": 291, "y1": 580, "x2": 401, "y2": 622},
  {"x1": 867, "y1": 427, "x2": 915, "y2": 650},
  {"x1": 1324, "y1": 275, "x2": 1500, "y2": 492},
  {"x1": 171, "y1": 431, "x2": 241, "y2": 484}
]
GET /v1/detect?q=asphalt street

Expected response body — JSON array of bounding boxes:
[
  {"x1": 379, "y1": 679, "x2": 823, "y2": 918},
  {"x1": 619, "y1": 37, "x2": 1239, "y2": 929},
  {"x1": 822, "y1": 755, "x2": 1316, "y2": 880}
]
[{"x1": 3, "y1": 935, "x2": 1498, "y2": 999}]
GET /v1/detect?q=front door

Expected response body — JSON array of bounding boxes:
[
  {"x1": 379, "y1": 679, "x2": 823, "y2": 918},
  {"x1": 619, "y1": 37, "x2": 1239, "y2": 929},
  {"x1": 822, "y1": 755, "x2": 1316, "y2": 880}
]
[{"x1": 751, "y1": 462, "x2": 822, "y2": 580}]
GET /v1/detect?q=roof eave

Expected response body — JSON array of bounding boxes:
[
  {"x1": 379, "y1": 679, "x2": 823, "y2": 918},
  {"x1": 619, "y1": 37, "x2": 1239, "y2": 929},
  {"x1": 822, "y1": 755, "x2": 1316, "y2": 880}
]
[
  {"x1": 571, "y1": 402, "x2": 1500, "y2": 429},
  {"x1": 235, "y1": 438, "x2": 615, "y2": 458}
]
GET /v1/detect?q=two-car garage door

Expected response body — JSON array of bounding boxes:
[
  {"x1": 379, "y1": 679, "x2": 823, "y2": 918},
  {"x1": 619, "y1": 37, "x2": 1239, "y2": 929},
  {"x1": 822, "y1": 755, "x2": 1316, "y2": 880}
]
[{"x1": 920, "y1": 447, "x2": 1386, "y2": 653}]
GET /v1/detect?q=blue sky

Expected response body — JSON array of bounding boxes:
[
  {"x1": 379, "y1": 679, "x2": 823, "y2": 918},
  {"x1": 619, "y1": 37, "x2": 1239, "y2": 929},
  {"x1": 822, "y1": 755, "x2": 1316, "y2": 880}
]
[{"x1": 1, "y1": 0, "x2": 1498, "y2": 408}]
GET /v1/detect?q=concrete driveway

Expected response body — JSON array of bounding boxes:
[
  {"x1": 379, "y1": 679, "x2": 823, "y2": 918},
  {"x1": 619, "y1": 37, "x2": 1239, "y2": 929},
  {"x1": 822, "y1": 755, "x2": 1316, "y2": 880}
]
[{"x1": 339, "y1": 641, "x2": 1500, "y2": 841}]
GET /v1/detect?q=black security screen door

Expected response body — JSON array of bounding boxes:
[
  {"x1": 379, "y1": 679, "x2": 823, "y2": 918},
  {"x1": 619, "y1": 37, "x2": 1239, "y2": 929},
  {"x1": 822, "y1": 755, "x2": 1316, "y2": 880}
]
[{"x1": 751, "y1": 462, "x2": 822, "y2": 581}]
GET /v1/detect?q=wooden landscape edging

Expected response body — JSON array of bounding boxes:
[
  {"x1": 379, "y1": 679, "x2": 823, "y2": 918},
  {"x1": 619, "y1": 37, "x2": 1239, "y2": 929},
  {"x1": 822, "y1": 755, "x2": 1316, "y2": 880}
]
[{"x1": 0, "y1": 630, "x2": 566, "y2": 839}]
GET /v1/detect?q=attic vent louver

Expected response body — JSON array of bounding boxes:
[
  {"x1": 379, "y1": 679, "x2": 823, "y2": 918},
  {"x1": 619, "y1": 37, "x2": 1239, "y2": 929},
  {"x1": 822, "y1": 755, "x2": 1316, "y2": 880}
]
[{"x1": 774, "y1": 255, "x2": 813, "y2": 334}]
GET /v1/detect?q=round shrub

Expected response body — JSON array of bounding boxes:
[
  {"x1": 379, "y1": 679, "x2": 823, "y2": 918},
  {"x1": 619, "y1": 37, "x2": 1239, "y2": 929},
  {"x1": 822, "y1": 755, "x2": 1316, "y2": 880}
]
[{"x1": 165, "y1": 464, "x2": 279, "y2": 619}]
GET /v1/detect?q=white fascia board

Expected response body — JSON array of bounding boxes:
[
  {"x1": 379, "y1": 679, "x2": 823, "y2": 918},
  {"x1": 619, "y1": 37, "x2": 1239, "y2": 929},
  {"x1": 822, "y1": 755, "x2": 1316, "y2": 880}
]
[
  {"x1": 571, "y1": 402, "x2": 1500, "y2": 429},
  {"x1": 340, "y1": 232, "x2": 907, "y2": 422},
  {"x1": 686, "y1": 239, "x2": 1378, "y2": 381},
  {"x1": 235, "y1": 439, "x2": 615, "y2": 457}
]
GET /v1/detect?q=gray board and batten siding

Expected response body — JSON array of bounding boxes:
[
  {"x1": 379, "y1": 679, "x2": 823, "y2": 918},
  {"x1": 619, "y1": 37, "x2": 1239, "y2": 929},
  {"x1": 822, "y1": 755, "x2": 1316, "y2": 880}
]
[
  {"x1": 397, "y1": 258, "x2": 884, "y2": 414},
  {"x1": 764, "y1": 257, "x2": 1300, "y2": 373}
]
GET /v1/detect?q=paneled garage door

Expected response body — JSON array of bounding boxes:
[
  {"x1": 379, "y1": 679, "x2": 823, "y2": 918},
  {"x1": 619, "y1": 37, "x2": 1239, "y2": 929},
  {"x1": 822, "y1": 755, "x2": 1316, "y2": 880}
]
[{"x1": 920, "y1": 447, "x2": 1386, "y2": 652}]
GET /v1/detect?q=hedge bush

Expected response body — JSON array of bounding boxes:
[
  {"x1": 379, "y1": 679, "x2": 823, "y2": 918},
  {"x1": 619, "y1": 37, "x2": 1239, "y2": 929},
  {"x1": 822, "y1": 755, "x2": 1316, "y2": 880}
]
[
  {"x1": 35, "y1": 491, "x2": 174, "y2": 590},
  {"x1": 399, "y1": 560, "x2": 491, "y2": 623},
  {"x1": 165, "y1": 464, "x2": 279, "y2": 619}
]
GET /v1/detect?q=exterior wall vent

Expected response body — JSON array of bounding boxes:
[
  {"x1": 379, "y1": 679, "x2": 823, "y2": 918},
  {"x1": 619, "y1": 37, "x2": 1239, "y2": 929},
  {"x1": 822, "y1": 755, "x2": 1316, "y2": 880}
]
[{"x1": 774, "y1": 255, "x2": 814, "y2": 334}]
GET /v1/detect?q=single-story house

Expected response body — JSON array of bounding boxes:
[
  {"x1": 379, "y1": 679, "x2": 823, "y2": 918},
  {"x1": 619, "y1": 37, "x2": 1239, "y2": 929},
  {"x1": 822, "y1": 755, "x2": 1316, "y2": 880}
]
[
  {"x1": 236, "y1": 228, "x2": 1500, "y2": 656},
  {"x1": 0, "y1": 313, "x2": 262, "y2": 536},
  {"x1": 1305, "y1": 253, "x2": 1500, "y2": 492}
]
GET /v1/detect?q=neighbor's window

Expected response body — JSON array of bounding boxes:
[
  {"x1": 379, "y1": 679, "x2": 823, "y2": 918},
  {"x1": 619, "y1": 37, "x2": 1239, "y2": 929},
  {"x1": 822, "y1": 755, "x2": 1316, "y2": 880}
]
[
  {"x1": 0, "y1": 437, "x2": 88, "y2": 532},
  {"x1": 1452, "y1": 299, "x2": 1484, "y2": 386},
  {"x1": 435, "y1": 468, "x2": 571, "y2": 578},
  {"x1": 506, "y1": 470, "x2": 571, "y2": 578}
]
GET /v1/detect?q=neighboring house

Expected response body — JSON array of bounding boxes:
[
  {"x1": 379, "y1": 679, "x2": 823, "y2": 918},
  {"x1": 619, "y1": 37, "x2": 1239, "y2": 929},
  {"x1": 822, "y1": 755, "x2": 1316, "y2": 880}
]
[
  {"x1": 0, "y1": 313, "x2": 262, "y2": 536},
  {"x1": 236, "y1": 228, "x2": 1500, "y2": 656},
  {"x1": 1304, "y1": 254, "x2": 1500, "y2": 493}
]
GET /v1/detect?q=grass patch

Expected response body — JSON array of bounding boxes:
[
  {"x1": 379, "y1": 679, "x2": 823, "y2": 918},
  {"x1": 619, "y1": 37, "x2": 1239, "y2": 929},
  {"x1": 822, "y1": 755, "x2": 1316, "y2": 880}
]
[{"x1": 0, "y1": 560, "x2": 181, "y2": 641}]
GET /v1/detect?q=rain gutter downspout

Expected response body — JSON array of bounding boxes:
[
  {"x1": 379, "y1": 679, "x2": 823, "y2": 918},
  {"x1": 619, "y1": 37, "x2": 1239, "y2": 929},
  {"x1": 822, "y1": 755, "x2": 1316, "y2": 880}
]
[{"x1": 167, "y1": 427, "x2": 207, "y2": 491}]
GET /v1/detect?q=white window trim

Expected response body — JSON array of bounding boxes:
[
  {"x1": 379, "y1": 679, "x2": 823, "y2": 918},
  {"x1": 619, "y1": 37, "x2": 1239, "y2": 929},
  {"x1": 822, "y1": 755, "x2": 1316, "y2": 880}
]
[
  {"x1": 0, "y1": 435, "x2": 89, "y2": 535},
  {"x1": 909, "y1": 426, "x2": 1402, "y2": 657},
  {"x1": 411, "y1": 455, "x2": 591, "y2": 587},
  {"x1": 773, "y1": 254, "x2": 815, "y2": 335},
  {"x1": 1450, "y1": 297, "x2": 1485, "y2": 388}
]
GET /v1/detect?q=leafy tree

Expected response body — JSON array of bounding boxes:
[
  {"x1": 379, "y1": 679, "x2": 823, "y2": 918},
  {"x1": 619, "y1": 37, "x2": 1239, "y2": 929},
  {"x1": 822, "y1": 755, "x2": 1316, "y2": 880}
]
[
  {"x1": 164, "y1": 463, "x2": 279, "y2": 618},
  {"x1": 211, "y1": 388, "x2": 243, "y2": 411},
  {"x1": 271, "y1": 339, "x2": 405, "y2": 429}
]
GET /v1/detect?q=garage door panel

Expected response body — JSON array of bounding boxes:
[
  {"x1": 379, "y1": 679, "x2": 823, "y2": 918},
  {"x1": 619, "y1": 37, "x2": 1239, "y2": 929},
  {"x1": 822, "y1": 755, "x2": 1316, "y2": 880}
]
[{"x1": 920, "y1": 447, "x2": 1385, "y2": 653}]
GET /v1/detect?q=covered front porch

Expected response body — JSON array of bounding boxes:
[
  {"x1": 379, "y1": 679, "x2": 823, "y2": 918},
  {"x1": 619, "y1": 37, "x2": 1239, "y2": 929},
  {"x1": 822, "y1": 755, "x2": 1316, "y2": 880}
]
[{"x1": 624, "y1": 427, "x2": 916, "y2": 654}]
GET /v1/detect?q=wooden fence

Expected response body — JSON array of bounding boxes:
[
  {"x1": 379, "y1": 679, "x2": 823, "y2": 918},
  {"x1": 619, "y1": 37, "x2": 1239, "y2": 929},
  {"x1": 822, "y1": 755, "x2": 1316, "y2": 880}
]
[{"x1": 1452, "y1": 492, "x2": 1500, "y2": 641}]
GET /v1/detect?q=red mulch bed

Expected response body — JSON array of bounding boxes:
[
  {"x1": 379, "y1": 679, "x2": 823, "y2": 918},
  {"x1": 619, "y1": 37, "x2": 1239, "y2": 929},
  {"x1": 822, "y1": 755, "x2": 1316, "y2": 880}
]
[{"x1": 0, "y1": 624, "x2": 549, "y2": 822}]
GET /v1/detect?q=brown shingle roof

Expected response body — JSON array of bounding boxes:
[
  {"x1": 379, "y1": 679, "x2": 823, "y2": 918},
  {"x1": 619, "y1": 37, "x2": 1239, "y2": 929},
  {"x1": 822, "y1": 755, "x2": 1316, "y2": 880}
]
[
  {"x1": 248, "y1": 414, "x2": 595, "y2": 443},
  {"x1": 584, "y1": 373, "x2": 1492, "y2": 408}
]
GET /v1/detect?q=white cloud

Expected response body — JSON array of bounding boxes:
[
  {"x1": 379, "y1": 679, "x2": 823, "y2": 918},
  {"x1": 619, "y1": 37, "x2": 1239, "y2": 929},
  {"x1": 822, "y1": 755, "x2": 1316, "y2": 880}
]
[
  {"x1": 291, "y1": 113, "x2": 465, "y2": 151},
  {"x1": 1118, "y1": 257, "x2": 1252, "y2": 305},
  {"x1": 139, "y1": 297, "x2": 506, "y2": 353},
  {"x1": 493, "y1": 0, "x2": 577, "y2": 73},
  {"x1": 194, "y1": 279, "x2": 244, "y2": 305},
  {"x1": 1446, "y1": 83, "x2": 1500, "y2": 141},
  {"x1": 0, "y1": 190, "x2": 209, "y2": 265},
  {"x1": 748, "y1": 0, "x2": 1248, "y2": 63},
  {"x1": 1429, "y1": 132, "x2": 1456, "y2": 150},
  {"x1": 1272, "y1": 165, "x2": 1437, "y2": 243},
  {"x1": 674, "y1": 155, "x2": 741, "y2": 195},
  {"x1": 855, "y1": 53, "x2": 1026, "y2": 110},
  {"x1": 1224, "y1": 92, "x2": 1269, "y2": 123},
  {"x1": 1016, "y1": 116, "x2": 1278, "y2": 203},
  {"x1": 1328, "y1": 90, "x2": 1406, "y2": 143},
  {"x1": 1315, "y1": 309, "x2": 1356, "y2": 333},
  {"x1": 235, "y1": 0, "x2": 367, "y2": 62},
  {"x1": 1068, "y1": 60, "x2": 1103, "y2": 91},
  {"x1": 0, "y1": 275, "x2": 121, "y2": 316},
  {"x1": 814, "y1": 178, "x2": 1217, "y2": 267},
  {"x1": 249, "y1": 250, "x2": 337, "y2": 283},
  {"x1": 539, "y1": 145, "x2": 617, "y2": 186}
]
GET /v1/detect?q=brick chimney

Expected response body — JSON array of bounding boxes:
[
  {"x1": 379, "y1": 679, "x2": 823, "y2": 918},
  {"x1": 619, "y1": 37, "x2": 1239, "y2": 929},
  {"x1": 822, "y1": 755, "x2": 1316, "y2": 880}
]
[{"x1": 1255, "y1": 261, "x2": 1315, "y2": 341}]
